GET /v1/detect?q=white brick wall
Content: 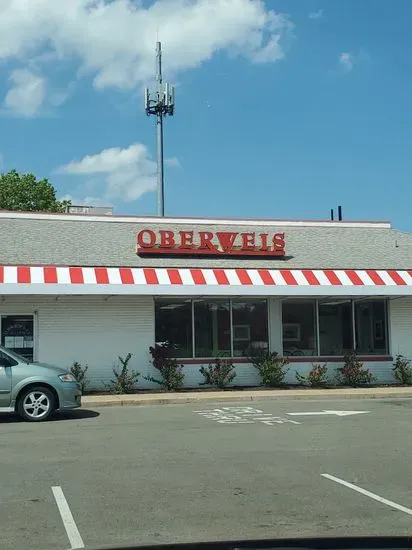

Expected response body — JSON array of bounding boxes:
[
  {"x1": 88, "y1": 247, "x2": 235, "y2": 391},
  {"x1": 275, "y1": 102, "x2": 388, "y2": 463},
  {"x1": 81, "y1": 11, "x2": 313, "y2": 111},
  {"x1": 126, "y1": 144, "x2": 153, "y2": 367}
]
[{"x1": 0, "y1": 296, "x2": 156, "y2": 390}]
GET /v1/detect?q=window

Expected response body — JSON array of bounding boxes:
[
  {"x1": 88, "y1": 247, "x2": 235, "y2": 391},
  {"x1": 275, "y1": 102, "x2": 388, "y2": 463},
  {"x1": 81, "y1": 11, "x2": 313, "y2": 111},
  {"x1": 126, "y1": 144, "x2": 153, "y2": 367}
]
[
  {"x1": 155, "y1": 299, "x2": 193, "y2": 358},
  {"x1": 282, "y1": 301, "x2": 316, "y2": 356},
  {"x1": 1, "y1": 315, "x2": 34, "y2": 362},
  {"x1": 194, "y1": 300, "x2": 231, "y2": 357},
  {"x1": 318, "y1": 301, "x2": 353, "y2": 355},
  {"x1": 0, "y1": 350, "x2": 17, "y2": 367},
  {"x1": 154, "y1": 298, "x2": 269, "y2": 358},
  {"x1": 281, "y1": 298, "x2": 388, "y2": 357},
  {"x1": 232, "y1": 300, "x2": 268, "y2": 357},
  {"x1": 355, "y1": 300, "x2": 388, "y2": 355}
]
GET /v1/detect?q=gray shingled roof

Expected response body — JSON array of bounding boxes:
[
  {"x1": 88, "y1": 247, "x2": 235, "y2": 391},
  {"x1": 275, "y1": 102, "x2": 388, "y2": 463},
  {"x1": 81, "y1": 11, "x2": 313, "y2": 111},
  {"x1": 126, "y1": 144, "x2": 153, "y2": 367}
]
[{"x1": 1, "y1": 215, "x2": 412, "y2": 269}]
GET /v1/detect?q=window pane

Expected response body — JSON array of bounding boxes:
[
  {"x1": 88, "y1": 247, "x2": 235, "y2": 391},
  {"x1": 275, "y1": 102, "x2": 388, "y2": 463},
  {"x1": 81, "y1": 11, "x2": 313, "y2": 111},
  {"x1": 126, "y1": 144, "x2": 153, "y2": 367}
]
[
  {"x1": 155, "y1": 299, "x2": 193, "y2": 358},
  {"x1": 319, "y1": 301, "x2": 353, "y2": 355},
  {"x1": 232, "y1": 300, "x2": 268, "y2": 357},
  {"x1": 1, "y1": 315, "x2": 34, "y2": 362},
  {"x1": 282, "y1": 301, "x2": 316, "y2": 356},
  {"x1": 194, "y1": 300, "x2": 230, "y2": 357},
  {"x1": 355, "y1": 300, "x2": 388, "y2": 354}
]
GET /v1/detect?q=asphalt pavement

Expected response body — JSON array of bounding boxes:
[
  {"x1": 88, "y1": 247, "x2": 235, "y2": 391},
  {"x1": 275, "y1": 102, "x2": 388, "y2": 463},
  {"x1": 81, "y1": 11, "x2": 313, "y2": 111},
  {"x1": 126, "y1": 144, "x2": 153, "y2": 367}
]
[{"x1": 1, "y1": 398, "x2": 412, "y2": 550}]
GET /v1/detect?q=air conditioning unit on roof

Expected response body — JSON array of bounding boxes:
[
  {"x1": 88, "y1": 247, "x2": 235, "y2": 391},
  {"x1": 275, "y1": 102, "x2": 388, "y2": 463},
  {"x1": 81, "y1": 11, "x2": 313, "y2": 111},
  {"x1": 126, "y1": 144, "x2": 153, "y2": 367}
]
[{"x1": 65, "y1": 205, "x2": 113, "y2": 215}]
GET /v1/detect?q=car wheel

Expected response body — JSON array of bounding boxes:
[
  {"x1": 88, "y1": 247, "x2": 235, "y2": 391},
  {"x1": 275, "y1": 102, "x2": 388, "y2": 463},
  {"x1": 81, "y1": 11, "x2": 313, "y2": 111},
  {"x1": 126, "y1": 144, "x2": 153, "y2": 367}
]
[{"x1": 17, "y1": 386, "x2": 56, "y2": 422}]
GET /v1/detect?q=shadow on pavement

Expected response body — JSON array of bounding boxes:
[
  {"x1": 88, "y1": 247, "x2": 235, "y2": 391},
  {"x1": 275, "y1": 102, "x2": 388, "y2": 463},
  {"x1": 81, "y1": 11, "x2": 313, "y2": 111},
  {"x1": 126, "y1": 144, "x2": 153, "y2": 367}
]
[{"x1": 0, "y1": 408, "x2": 100, "y2": 423}]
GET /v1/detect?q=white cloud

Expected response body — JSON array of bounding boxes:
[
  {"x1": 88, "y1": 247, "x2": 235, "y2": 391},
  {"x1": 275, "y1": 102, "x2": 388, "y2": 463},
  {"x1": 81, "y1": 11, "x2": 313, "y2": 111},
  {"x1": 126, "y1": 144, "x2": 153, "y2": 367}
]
[
  {"x1": 309, "y1": 9, "x2": 323, "y2": 20},
  {"x1": 165, "y1": 157, "x2": 181, "y2": 168},
  {"x1": 0, "y1": 0, "x2": 293, "y2": 96},
  {"x1": 57, "y1": 143, "x2": 157, "y2": 203},
  {"x1": 4, "y1": 68, "x2": 46, "y2": 116},
  {"x1": 339, "y1": 52, "x2": 354, "y2": 72}
]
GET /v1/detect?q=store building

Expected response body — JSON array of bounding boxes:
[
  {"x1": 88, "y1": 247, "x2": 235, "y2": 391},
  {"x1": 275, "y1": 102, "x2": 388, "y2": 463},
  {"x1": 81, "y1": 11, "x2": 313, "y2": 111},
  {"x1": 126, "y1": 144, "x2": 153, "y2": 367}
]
[{"x1": 1, "y1": 210, "x2": 412, "y2": 388}]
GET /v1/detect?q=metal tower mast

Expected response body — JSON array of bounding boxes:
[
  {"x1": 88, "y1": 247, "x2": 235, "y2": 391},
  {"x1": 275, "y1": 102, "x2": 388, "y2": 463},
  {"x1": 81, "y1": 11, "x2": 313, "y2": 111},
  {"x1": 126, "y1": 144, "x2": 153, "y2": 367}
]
[{"x1": 145, "y1": 42, "x2": 175, "y2": 217}]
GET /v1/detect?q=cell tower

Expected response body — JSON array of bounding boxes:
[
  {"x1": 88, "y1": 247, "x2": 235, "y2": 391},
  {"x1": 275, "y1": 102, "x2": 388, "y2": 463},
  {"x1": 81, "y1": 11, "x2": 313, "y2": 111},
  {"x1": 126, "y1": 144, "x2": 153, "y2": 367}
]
[{"x1": 145, "y1": 42, "x2": 175, "y2": 217}]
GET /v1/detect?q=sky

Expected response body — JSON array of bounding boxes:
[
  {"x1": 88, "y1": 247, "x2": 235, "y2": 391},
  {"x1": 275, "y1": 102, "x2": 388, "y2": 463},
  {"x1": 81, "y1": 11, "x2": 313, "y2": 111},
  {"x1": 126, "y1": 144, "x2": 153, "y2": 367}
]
[{"x1": 1, "y1": 0, "x2": 412, "y2": 229}]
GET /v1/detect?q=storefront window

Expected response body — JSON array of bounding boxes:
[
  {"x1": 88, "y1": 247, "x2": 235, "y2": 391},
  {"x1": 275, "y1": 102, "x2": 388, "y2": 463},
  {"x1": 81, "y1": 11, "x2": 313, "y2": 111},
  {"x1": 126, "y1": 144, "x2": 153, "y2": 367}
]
[
  {"x1": 355, "y1": 300, "x2": 388, "y2": 355},
  {"x1": 194, "y1": 300, "x2": 231, "y2": 357},
  {"x1": 1, "y1": 315, "x2": 34, "y2": 361},
  {"x1": 282, "y1": 301, "x2": 316, "y2": 356},
  {"x1": 155, "y1": 299, "x2": 193, "y2": 358},
  {"x1": 232, "y1": 300, "x2": 268, "y2": 357},
  {"x1": 318, "y1": 301, "x2": 353, "y2": 355}
]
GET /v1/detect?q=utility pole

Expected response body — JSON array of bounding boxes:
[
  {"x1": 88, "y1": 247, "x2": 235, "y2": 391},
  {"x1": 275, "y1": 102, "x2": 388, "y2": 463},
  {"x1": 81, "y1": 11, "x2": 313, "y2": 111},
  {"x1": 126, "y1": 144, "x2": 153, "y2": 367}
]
[{"x1": 145, "y1": 42, "x2": 175, "y2": 217}]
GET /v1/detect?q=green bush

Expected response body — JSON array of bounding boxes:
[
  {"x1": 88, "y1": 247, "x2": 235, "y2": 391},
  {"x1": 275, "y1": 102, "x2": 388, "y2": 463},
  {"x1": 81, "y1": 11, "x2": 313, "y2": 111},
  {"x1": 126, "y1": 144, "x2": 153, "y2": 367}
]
[
  {"x1": 393, "y1": 354, "x2": 412, "y2": 385},
  {"x1": 249, "y1": 350, "x2": 290, "y2": 387},
  {"x1": 146, "y1": 345, "x2": 185, "y2": 391},
  {"x1": 296, "y1": 363, "x2": 328, "y2": 387},
  {"x1": 337, "y1": 351, "x2": 375, "y2": 387},
  {"x1": 200, "y1": 358, "x2": 236, "y2": 389},
  {"x1": 110, "y1": 353, "x2": 140, "y2": 394},
  {"x1": 70, "y1": 361, "x2": 89, "y2": 394}
]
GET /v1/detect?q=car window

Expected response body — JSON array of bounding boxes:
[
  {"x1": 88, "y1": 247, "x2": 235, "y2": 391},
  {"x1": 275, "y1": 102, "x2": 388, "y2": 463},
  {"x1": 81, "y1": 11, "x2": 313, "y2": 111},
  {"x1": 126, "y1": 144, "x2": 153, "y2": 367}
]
[
  {"x1": 0, "y1": 346, "x2": 29, "y2": 364},
  {"x1": 0, "y1": 350, "x2": 18, "y2": 367}
]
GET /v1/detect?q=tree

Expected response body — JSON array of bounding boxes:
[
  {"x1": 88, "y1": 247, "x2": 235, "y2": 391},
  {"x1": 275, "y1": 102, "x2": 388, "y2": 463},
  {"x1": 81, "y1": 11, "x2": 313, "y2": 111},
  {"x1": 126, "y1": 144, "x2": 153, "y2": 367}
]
[{"x1": 0, "y1": 169, "x2": 71, "y2": 212}]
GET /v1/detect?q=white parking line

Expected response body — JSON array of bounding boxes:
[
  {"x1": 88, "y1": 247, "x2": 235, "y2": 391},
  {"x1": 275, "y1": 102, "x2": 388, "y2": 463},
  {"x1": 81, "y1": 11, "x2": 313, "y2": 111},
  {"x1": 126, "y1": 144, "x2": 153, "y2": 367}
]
[
  {"x1": 321, "y1": 473, "x2": 412, "y2": 516},
  {"x1": 51, "y1": 486, "x2": 85, "y2": 549}
]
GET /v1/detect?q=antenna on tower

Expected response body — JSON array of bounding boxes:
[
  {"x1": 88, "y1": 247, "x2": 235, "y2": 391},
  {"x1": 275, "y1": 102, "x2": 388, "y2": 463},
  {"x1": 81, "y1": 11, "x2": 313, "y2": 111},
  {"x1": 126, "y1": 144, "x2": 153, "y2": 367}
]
[{"x1": 144, "y1": 42, "x2": 175, "y2": 217}]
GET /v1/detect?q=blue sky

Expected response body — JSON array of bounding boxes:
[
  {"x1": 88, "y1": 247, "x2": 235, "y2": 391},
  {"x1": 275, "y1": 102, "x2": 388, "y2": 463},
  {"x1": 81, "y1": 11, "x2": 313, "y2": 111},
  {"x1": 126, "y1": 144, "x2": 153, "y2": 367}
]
[{"x1": 1, "y1": 0, "x2": 412, "y2": 229}]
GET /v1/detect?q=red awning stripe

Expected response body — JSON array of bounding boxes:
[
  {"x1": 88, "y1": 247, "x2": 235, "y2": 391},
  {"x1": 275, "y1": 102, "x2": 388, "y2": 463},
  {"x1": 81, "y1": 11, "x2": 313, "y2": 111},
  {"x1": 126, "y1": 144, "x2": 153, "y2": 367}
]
[
  {"x1": 345, "y1": 270, "x2": 364, "y2": 285},
  {"x1": 302, "y1": 270, "x2": 320, "y2": 285},
  {"x1": 235, "y1": 269, "x2": 253, "y2": 285},
  {"x1": 167, "y1": 269, "x2": 183, "y2": 285},
  {"x1": 366, "y1": 270, "x2": 386, "y2": 285},
  {"x1": 258, "y1": 269, "x2": 275, "y2": 285},
  {"x1": 190, "y1": 269, "x2": 207, "y2": 285},
  {"x1": 387, "y1": 270, "x2": 407, "y2": 285},
  {"x1": 213, "y1": 269, "x2": 229, "y2": 285}
]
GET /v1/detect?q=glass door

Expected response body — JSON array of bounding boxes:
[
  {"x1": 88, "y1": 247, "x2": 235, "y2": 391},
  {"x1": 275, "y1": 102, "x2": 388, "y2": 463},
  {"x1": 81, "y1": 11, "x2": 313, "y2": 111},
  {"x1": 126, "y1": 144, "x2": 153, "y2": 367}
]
[{"x1": 1, "y1": 315, "x2": 34, "y2": 361}]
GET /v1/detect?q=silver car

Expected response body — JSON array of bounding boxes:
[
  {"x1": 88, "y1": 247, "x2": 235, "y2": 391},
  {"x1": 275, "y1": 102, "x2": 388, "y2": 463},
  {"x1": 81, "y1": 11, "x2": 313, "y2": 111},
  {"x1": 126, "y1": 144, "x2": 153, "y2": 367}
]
[{"x1": 0, "y1": 346, "x2": 81, "y2": 421}]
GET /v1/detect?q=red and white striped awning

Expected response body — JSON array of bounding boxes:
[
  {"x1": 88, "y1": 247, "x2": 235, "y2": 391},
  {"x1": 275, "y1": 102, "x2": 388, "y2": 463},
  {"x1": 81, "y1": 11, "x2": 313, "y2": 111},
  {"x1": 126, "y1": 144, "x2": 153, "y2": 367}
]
[{"x1": 0, "y1": 266, "x2": 411, "y2": 296}]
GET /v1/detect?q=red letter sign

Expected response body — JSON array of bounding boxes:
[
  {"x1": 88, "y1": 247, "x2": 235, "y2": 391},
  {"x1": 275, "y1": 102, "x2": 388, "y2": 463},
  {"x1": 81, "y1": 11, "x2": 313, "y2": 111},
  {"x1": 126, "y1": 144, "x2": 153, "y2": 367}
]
[{"x1": 137, "y1": 229, "x2": 156, "y2": 249}]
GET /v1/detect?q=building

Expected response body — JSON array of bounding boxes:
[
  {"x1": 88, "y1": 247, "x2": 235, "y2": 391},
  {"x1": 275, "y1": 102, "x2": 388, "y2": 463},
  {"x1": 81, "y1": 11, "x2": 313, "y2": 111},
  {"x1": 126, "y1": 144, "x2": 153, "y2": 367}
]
[{"x1": 0, "y1": 210, "x2": 412, "y2": 389}]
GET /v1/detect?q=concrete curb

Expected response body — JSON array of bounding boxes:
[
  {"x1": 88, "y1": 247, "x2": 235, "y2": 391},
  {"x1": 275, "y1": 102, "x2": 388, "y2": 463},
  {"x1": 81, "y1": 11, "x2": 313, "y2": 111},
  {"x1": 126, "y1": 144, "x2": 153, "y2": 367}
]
[{"x1": 81, "y1": 387, "x2": 412, "y2": 408}]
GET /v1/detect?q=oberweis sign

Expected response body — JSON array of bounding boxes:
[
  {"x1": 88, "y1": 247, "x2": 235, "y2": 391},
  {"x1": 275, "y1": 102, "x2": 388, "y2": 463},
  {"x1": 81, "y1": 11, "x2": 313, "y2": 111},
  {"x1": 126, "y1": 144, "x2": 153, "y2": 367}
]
[{"x1": 136, "y1": 229, "x2": 286, "y2": 257}]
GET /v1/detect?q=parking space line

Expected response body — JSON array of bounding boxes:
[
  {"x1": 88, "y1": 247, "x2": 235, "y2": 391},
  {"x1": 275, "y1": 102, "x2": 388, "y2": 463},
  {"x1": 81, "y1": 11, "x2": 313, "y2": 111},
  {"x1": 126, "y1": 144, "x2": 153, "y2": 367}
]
[
  {"x1": 51, "y1": 486, "x2": 84, "y2": 549},
  {"x1": 321, "y1": 473, "x2": 412, "y2": 516}
]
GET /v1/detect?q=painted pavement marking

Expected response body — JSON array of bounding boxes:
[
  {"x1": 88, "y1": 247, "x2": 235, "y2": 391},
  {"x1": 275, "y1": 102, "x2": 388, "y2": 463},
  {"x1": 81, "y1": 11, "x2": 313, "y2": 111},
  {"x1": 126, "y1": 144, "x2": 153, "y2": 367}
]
[
  {"x1": 288, "y1": 410, "x2": 370, "y2": 417},
  {"x1": 321, "y1": 474, "x2": 412, "y2": 516},
  {"x1": 51, "y1": 486, "x2": 85, "y2": 549},
  {"x1": 194, "y1": 406, "x2": 301, "y2": 426}
]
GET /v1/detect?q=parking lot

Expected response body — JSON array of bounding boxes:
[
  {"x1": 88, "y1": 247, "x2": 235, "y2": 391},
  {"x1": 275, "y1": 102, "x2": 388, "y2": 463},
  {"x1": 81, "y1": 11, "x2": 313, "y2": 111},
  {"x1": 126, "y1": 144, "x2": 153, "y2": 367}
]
[{"x1": 2, "y1": 397, "x2": 412, "y2": 549}]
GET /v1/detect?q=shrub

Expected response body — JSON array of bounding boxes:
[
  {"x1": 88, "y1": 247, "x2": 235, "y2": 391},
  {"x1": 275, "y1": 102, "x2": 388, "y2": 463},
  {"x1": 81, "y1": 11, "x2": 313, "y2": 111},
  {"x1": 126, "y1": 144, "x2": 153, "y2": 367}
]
[
  {"x1": 249, "y1": 350, "x2": 290, "y2": 387},
  {"x1": 337, "y1": 351, "x2": 375, "y2": 387},
  {"x1": 200, "y1": 358, "x2": 236, "y2": 389},
  {"x1": 110, "y1": 353, "x2": 139, "y2": 394},
  {"x1": 146, "y1": 344, "x2": 185, "y2": 391},
  {"x1": 393, "y1": 354, "x2": 412, "y2": 385},
  {"x1": 70, "y1": 361, "x2": 89, "y2": 394},
  {"x1": 296, "y1": 363, "x2": 328, "y2": 387}
]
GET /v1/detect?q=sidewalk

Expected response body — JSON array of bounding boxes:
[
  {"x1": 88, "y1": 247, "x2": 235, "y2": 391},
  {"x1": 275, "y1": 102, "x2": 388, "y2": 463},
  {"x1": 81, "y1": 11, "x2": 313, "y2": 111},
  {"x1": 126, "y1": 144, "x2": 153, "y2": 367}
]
[{"x1": 81, "y1": 386, "x2": 412, "y2": 408}]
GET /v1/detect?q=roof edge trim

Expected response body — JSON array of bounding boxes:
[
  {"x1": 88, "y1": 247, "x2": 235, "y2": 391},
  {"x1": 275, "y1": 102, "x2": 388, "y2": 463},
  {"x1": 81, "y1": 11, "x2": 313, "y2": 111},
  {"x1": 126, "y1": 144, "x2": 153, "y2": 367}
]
[{"x1": 0, "y1": 211, "x2": 392, "y2": 229}]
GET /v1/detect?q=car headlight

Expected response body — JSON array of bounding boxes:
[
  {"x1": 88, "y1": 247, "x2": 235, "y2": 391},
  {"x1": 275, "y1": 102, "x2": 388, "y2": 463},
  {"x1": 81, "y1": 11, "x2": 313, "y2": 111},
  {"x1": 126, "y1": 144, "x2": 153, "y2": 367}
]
[{"x1": 59, "y1": 373, "x2": 77, "y2": 383}]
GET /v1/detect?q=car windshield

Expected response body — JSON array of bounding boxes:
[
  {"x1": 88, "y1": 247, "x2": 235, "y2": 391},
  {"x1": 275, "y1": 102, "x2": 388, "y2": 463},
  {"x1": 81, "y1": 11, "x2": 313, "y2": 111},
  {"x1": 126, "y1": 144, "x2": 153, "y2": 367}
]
[{"x1": 0, "y1": 346, "x2": 30, "y2": 364}]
